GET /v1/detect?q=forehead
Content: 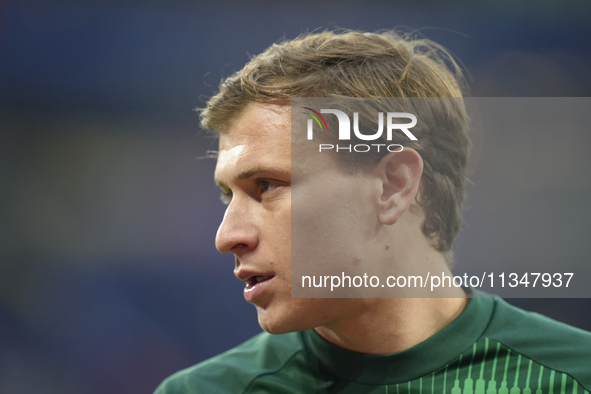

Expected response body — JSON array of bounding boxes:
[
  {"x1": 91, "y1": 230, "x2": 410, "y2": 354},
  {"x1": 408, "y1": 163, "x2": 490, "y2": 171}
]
[
  {"x1": 219, "y1": 103, "x2": 290, "y2": 148},
  {"x1": 215, "y1": 103, "x2": 291, "y2": 182}
]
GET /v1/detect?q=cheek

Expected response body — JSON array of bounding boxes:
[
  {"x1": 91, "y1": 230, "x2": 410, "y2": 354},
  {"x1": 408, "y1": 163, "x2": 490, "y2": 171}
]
[
  {"x1": 291, "y1": 180, "x2": 371, "y2": 284},
  {"x1": 293, "y1": 178, "x2": 370, "y2": 245},
  {"x1": 271, "y1": 205, "x2": 292, "y2": 256}
]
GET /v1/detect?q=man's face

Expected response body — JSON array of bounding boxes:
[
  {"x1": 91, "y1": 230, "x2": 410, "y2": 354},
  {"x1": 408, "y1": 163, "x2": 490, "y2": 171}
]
[{"x1": 214, "y1": 103, "x2": 376, "y2": 334}]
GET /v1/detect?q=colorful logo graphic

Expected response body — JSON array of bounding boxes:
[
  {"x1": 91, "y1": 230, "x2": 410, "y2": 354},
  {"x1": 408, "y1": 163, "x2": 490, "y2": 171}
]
[{"x1": 302, "y1": 107, "x2": 329, "y2": 132}]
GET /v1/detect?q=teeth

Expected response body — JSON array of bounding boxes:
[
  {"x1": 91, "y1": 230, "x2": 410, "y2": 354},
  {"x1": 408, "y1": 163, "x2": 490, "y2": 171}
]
[{"x1": 253, "y1": 276, "x2": 270, "y2": 283}]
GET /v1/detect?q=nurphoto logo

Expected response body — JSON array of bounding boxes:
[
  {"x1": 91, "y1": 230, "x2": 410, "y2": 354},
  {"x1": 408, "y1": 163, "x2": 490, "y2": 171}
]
[{"x1": 302, "y1": 107, "x2": 417, "y2": 153}]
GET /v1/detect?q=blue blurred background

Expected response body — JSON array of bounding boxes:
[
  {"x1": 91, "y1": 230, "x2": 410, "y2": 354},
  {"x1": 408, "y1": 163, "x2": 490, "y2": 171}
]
[{"x1": 1, "y1": 1, "x2": 591, "y2": 393}]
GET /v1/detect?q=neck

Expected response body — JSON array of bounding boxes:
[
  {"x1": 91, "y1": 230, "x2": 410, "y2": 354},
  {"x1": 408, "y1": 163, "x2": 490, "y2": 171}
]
[
  {"x1": 313, "y1": 206, "x2": 469, "y2": 354},
  {"x1": 315, "y1": 294, "x2": 468, "y2": 354},
  {"x1": 314, "y1": 234, "x2": 468, "y2": 354}
]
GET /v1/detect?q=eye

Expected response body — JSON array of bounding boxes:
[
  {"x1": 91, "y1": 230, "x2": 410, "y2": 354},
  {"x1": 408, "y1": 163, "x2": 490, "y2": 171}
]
[
  {"x1": 258, "y1": 179, "x2": 278, "y2": 193},
  {"x1": 220, "y1": 190, "x2": 233, "y2": 205}
]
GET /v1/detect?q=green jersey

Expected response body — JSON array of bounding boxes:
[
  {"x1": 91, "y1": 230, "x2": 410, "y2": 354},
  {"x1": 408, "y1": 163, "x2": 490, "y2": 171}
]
[{"x1": 155, "y1": 294, "x2": 591, "y2": 393}]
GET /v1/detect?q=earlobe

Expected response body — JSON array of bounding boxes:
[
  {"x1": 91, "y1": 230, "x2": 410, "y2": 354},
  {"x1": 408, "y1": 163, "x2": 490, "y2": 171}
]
[{"x1": 376, "y1": 148, "x2": 424, "y2": 225}]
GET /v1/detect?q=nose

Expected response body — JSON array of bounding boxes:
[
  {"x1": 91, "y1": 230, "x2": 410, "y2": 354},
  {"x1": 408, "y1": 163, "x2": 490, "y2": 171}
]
[{"x1": 215, "y1": 199, "x2": 259, "y2": 254}]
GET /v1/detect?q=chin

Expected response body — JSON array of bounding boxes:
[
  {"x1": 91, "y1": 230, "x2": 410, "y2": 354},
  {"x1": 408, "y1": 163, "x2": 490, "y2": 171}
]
[{"x1": 256, "y1": 307, "x2": 310, "y2": 335}]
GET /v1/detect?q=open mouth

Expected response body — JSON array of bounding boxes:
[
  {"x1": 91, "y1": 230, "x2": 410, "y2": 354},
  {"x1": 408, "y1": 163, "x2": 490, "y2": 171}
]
[
  {"x1": 243, "y1": 274, "x2": 276, "y2": 301},
  {"x1": 247, "y1": 275, "x2": 274, "y2": 286}
]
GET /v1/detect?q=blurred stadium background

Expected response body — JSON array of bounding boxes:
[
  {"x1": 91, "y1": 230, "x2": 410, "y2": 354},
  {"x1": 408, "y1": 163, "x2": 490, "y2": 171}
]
[{"x1": 1, "y1": 1, "x2": 591, "y2": 393}]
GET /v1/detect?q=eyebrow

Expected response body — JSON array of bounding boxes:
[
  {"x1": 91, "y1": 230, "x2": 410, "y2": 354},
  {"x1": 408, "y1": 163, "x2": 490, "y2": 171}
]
[{"x1": 214, "y1": 166, "x2": 290, "y2": 189}]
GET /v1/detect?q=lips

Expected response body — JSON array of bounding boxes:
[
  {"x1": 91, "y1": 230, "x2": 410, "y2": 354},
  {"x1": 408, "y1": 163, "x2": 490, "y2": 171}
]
[
  {"x1": 239, "y1": 274, "x2": 275, "y2": 303},
  {"x1": 235, "y1": 265, "x2": 276, "y2": 302}
]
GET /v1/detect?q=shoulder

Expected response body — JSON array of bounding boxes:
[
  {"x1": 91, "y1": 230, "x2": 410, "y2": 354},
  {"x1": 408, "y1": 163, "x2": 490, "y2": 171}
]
[
  {"x1": 484, "y1": 296, "x2": 591, "y2": 386},
  {"x1": 153, "y1": 331, "x2": 307, "y2": 394}
]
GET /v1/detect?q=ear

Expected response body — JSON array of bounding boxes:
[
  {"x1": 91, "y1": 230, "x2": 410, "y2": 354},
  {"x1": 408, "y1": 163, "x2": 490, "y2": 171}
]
[{"x1": 374, "y1": 148, "x2": 423, "y2": 225}]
